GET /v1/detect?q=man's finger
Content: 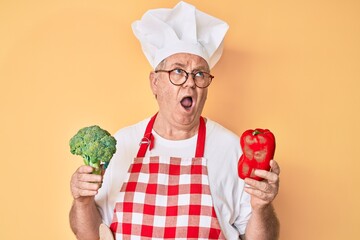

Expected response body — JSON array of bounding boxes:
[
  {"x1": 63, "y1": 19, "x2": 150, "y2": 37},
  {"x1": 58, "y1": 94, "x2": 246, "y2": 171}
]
[
  {"x1": 77, "y1": 189, "x2": 98, "y2": 197},
  {"x1": 76, "y1": 172, "x2": 102, "y2": 183},
  {"x1": 245, "y1": 171, "x2": 279, "y2": 189},
  {"x1": 77, "y1": 181, "x2": 102, "y2": 191},
  {"x1": 270, "y1": 160, "x2": 280, "y2": 175},
  {"x1": 77, "y1": 165, "x2": 94, "y2": 174},
  {"x1": 252, "y1": 170, "x2": 279, "y2": 184},
  {"x1": 244, "y1": 187, "x2": 270, "y2": 201}
]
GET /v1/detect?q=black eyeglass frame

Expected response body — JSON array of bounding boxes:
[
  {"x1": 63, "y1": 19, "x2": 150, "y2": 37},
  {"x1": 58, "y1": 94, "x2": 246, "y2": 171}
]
[{"x1": 155, "y1": 68, "x2": 214, "y2": 88}]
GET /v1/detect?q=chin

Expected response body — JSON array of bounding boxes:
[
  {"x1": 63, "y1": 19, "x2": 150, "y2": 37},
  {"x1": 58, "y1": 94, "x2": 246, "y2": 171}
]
[{"x1": 176, "y1": 111, "x2": 200, "y2": 124}]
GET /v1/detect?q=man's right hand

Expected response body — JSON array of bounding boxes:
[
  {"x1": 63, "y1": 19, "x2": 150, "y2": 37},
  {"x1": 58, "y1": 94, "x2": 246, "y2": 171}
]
[
  {"x1": 70, "y1": 165, "x2": 104, "y2": 239},
  {"x1": 70, "y1": 165, "x2": 103, "y2": 202}
]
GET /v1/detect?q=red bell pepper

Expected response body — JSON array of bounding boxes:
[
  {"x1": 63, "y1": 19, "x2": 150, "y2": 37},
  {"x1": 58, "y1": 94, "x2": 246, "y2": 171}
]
[{"x1": 238, "y1": 129, "x2": 276, "y2": 181}]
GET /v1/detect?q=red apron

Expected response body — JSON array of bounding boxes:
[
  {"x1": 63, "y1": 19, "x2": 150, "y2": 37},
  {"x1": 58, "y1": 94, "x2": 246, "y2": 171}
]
[{"x1": 110, "y1": 114, "x2": 225, "y2": 239}]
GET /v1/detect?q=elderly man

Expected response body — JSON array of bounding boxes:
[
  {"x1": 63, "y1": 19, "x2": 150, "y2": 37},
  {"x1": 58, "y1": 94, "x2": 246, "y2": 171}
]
[{"x1": 70, "y1": 2, "x2": 280, "y2": 239}]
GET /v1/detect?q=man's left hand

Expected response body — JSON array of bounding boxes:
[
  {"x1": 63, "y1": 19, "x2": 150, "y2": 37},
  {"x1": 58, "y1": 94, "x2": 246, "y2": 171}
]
[{"x1": 244, "y1": 160, "x2": 280, "y2": 210}]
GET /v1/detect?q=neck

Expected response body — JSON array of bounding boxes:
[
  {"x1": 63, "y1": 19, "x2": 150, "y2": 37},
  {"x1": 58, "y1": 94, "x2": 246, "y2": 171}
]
[{"x1": 153, "y1": 112, "x2": 200, "y2": 140}]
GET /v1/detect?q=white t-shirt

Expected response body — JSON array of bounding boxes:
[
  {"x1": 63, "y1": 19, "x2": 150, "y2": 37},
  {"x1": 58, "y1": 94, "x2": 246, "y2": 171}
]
[{"x1": 95, "y1": 117, "x2": 252, "y2": 239}]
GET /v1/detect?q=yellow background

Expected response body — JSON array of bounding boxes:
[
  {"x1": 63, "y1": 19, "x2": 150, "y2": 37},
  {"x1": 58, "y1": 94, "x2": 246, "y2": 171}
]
[{"x1": 1, "y1": 0, "x2": 359, "y2": 239}]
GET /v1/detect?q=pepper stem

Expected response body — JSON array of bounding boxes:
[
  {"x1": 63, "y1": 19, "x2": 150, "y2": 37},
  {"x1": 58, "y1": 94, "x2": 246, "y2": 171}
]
[{"x1": 252, "y1": 130, "x2": 261, "y2": 136}]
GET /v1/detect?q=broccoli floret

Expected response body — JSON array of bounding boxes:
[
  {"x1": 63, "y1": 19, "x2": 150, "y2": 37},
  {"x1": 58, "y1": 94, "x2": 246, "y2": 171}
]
[{"x1": 69, "y1": 125, "x2": 117, "y2": 175}]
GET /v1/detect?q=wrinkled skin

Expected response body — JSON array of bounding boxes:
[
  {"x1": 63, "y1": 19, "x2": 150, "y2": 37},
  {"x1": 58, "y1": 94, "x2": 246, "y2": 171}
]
[{"x1": 149, "y1": 53, "x2": 209, "y2": 140}]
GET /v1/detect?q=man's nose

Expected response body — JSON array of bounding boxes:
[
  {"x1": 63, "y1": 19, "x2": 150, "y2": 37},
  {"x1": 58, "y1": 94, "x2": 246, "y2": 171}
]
[{"x1": 183, "y1": 74, "x2": 196, "y2": 88}]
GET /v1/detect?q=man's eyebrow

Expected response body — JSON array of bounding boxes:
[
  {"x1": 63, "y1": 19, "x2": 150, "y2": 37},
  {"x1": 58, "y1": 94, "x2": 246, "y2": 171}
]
[
  {"x1": 192, "y1": 66, "x2": 209, "y2": 72},
  {"x1": 169, "y1": 63, "x2": 187, "y2": 68},
  {"x1": 169, "y1": 63, "x2": 209, "y2": 72}
]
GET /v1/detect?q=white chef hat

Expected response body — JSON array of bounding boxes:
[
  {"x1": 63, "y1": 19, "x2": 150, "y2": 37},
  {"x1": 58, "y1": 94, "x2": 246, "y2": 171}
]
[{"x1": 132, "y1": 1, "x2": 229, "y2": 69}]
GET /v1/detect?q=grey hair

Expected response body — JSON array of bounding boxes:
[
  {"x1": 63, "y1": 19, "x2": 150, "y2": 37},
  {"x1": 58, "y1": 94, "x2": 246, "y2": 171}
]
[{"x1": 155, "y1": 58, "x2": 167, "y2": 71}]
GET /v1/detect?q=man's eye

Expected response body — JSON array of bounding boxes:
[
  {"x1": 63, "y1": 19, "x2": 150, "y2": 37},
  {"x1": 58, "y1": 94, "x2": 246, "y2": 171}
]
[
  {"x1": 194, "y1": 72, "x2": 205, "y2": 78},
  {"x1": 173, "y1": 69, "x2": 184, "y2": 74}
]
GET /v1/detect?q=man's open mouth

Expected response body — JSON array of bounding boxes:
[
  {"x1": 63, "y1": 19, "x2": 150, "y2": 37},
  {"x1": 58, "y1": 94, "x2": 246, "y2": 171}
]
[{"x1": 180, "y1": 96, "x2": 193, "y2": 109}]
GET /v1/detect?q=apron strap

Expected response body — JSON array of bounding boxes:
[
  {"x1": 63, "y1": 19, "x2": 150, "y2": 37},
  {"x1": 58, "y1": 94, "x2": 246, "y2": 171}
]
[
  {"x1": 195, "y1": 116, "x2": 206, "y2": 158},
  {"x1": 136, "y1": 113, "x2": 206, "y2": 158},
  {"x1": 137, "y1": 113, "x2": 157, "y2": 158}
]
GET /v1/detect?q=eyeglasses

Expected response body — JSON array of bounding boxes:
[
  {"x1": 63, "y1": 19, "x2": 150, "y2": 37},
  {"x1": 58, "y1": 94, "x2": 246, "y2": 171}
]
[{"x1": 155, "y1": 68, "x2": 214, "y2": 88}]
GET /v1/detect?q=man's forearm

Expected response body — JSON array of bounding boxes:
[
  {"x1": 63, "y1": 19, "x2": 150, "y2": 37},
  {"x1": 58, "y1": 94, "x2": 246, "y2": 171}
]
[
  {"x1": 69, "y1": 198, "x2": 102, "y2": 240},
  {"x1": 245, "y1": 204, "x2": 280, "y2": 240}
]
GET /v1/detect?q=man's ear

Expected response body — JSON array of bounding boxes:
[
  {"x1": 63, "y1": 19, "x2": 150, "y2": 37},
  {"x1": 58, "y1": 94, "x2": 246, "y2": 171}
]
[{"x1": 149, "y1": 71, "x2": 158, "y2": 96}]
